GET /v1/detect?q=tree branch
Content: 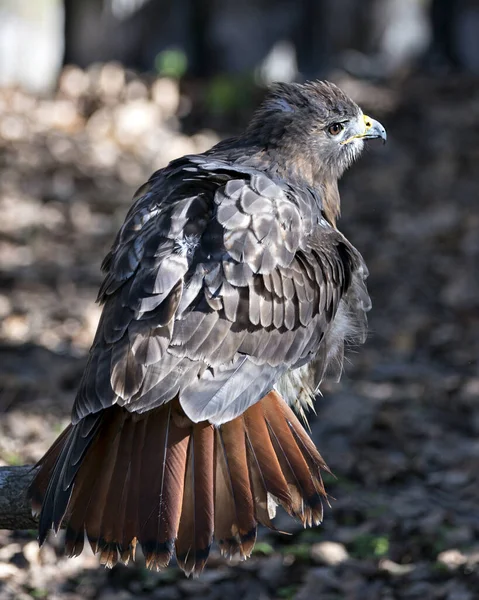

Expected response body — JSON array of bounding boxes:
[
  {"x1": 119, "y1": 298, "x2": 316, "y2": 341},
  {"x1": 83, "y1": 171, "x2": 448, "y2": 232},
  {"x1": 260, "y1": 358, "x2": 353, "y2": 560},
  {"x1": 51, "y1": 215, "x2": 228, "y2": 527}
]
[{"x1": 0, "y1": 465, "x2": 39, "y2": 530}]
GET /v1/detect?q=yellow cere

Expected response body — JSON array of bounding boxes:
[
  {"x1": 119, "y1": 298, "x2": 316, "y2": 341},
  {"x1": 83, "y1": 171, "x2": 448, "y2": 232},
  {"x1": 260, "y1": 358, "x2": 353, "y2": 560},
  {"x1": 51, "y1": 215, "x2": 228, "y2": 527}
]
[
  {"x1": 341, "y1": 114, "x2": 372, "y2": 145},
  {"x1": 363, "y1": 114, "x2": 373, "y2": 130}
]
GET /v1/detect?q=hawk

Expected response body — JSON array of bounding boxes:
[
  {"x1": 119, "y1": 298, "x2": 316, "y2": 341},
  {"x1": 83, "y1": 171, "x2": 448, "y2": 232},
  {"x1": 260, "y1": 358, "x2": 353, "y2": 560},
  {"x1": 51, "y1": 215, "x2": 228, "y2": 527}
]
[{"x1": 29, "y1": 81, "x2": 386, "y2": 575}]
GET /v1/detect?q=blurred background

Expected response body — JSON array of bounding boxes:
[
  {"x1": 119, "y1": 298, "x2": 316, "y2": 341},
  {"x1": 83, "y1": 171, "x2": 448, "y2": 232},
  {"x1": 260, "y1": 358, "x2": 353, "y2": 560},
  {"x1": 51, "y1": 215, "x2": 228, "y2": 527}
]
[{"x1": 0, "y1": 1, "x2": 479, "y2": 599}]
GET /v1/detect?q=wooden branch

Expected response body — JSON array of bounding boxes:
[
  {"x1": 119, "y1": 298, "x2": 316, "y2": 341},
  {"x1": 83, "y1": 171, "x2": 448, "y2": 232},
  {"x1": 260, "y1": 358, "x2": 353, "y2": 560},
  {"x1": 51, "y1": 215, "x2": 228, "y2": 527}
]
[{"x1": 0, "y1": 465, "x2": 39, "y2": 530}]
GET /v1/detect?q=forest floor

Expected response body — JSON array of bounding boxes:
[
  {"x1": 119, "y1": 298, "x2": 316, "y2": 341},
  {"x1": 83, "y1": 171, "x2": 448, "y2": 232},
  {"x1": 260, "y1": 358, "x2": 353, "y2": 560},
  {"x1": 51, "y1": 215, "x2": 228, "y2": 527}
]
[{"x1": 0, "y1": 66, "x2": 478, "y2": 600}]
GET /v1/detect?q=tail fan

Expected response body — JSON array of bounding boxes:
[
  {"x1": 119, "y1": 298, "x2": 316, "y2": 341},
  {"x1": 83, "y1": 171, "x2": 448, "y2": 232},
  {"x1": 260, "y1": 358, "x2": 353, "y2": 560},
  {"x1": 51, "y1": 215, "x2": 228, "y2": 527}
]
[{"x1": 28, "y1": 391, "x2": 329, "y2": 576}]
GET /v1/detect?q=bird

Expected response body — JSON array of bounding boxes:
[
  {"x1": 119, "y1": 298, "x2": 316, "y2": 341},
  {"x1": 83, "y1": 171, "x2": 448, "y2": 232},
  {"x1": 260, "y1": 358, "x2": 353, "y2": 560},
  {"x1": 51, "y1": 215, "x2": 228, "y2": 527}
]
[{"x1": 28, "y1": 80, "x2": 386, "y2": 576}]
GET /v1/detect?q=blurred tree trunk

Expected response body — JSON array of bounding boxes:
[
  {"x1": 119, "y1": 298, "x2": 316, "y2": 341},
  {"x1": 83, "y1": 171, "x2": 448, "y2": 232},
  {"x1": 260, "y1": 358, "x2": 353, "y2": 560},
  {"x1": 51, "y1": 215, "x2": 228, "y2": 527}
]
[
  {"x1": 62, "y1": 0, "x2": 479, "y2": 80},
  {"x1": 63, "y1": 0, "x2": 192, "y2": 71},
  {"x1": 429, "y1": 0, "x2": 479, "y2": 74},
  {"x1": 0, "y1": 0, "x2": 63, "y2": 92}
]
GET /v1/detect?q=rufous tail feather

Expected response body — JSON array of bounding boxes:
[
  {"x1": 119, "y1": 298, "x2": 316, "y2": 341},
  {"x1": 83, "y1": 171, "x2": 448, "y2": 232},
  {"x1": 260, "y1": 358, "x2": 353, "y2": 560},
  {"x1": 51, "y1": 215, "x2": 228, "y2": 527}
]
[{"x1": 28, "y1": 391, "x2": 329, "y2": 576}]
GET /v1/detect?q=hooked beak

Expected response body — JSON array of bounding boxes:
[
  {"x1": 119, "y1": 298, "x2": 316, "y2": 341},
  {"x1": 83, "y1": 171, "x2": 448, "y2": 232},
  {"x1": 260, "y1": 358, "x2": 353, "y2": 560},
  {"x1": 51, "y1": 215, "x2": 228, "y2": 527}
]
[
  {"x1": 342, "y1": 114, "x2": 387, "y2": 145},
  {"x1": 358, "y1": 114, "x2": 387, "y2": 143}
]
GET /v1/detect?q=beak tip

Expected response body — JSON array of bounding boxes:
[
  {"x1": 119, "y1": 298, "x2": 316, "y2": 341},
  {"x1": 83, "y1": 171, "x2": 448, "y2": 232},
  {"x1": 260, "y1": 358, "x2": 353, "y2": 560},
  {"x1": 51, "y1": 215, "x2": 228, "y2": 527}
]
[{"x1": 366, "y1": 118, "x2": 387, "y2": 144}]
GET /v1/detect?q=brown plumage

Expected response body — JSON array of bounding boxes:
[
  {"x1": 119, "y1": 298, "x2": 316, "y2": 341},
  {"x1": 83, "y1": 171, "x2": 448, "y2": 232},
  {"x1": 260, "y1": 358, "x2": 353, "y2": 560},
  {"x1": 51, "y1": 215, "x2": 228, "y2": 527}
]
[
  {"x1": 31, "y1": 391, "x2": 328, "y2": 575},
  {"x1": 175, "y1": 423, "x2": 214, "y2": 574},
  {"x1": 28, "y1": 80, "x2": 386, "y2": 575}
]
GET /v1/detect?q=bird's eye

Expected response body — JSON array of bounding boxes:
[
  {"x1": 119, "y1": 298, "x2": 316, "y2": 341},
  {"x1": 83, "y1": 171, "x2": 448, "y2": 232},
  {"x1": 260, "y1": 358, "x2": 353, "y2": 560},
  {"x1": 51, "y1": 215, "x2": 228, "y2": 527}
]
[{"x1": 328, "y1": 122, "x2": 344, "y2": 136}]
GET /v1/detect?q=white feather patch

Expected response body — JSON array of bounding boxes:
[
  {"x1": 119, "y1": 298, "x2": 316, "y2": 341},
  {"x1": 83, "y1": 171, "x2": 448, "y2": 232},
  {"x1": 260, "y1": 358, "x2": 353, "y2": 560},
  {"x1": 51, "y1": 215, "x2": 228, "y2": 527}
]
[{"x1": 275, "y1": 299, "x2": 361, "y2": 417}]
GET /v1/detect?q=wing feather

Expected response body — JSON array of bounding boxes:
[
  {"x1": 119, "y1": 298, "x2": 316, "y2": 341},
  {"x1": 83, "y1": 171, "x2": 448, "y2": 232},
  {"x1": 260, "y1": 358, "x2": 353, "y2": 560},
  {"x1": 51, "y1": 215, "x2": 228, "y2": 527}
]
[{"x1": 71, "y1": 157, "x2": 369, "y2": 427}]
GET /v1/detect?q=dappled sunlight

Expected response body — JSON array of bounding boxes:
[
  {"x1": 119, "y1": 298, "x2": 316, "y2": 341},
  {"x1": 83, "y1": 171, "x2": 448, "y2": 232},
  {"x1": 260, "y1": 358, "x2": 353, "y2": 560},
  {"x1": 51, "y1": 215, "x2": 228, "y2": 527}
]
[{"x1": 0, "y1": 64, "x2": 478, "y2": 598}]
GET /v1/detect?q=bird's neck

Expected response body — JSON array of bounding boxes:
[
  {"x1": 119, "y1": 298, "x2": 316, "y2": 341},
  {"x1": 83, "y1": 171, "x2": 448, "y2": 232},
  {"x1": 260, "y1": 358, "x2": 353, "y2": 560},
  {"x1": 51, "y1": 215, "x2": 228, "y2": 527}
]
[
  {"x1": 241, "y1": 146, "x2": 342, "y2": 227},
  {"x1": 206, "y1": 137, "x2": 342, "y2": 226},
  {"x1": 318, "y1": 179, "x2": 341, "y2": 227}
]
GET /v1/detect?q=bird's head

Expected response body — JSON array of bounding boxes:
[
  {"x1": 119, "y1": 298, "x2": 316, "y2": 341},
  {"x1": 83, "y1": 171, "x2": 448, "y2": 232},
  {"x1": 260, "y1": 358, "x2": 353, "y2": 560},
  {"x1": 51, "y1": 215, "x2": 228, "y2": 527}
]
[{"x1": 247, "y1": 80, "x2": 386, "y2": 182}]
